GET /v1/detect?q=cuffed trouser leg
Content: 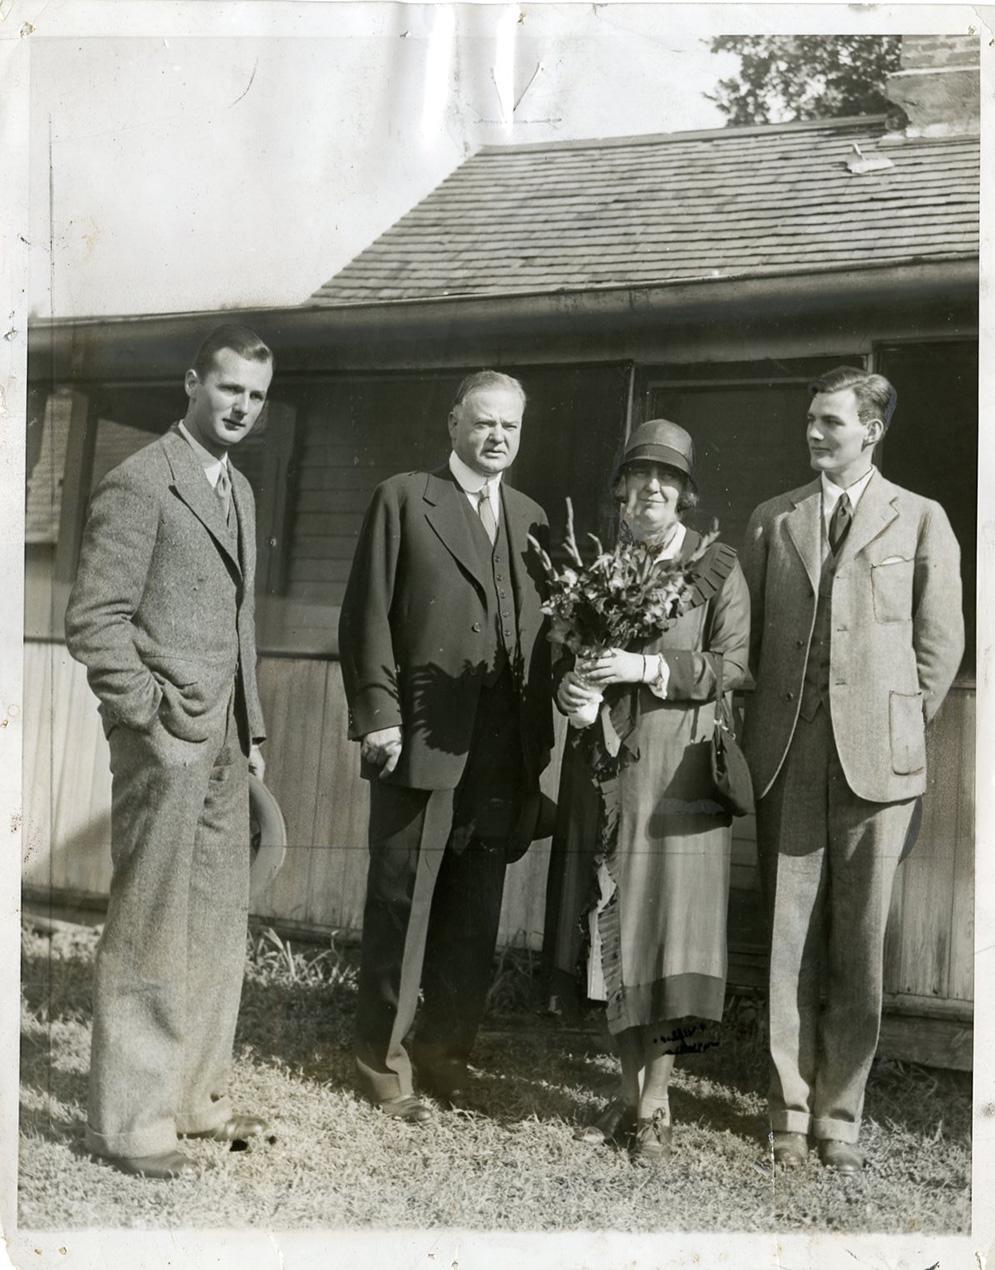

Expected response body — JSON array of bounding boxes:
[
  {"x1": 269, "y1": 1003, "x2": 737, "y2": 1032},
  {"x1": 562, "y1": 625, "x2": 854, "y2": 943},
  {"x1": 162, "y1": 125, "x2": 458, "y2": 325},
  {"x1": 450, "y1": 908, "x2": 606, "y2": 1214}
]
[
  {"x1": 759, "y1": 707, "x2": 912, "y2": 1146},
  {"x1": 175, "y1": 699, "x2": 250, "y2": 1135},
  {"x1": 87, "y1": 695, "x2": 246, "y2": 1159},
  {"x1": 812, "y1": 782, "x2": 909, "y2": 1143}
]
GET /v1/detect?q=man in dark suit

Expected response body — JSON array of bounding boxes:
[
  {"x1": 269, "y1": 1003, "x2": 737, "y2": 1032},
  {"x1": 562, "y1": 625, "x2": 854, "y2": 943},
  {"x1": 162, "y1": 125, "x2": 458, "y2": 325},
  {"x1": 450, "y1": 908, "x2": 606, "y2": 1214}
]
[
  {"x1": 339, "y1": 370, "x2": 554, "y2": 1123},
  {"x1": 65, "y1": 324, "x2": 273, "y2": 1178},
  {"x1": 742, "y1": 365, "x2": 963, "y2": 1174}
]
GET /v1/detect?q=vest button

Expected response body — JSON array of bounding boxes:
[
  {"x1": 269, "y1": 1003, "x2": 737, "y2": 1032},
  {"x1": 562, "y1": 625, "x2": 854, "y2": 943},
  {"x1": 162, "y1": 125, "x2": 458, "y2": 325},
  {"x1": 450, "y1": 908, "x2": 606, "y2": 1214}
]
[
  {"x1": 795, "y1": 639, "x2": 804, "y2": 648},
  {"x1": 471, "y1": 622, "x2": 481, "y2": 633},
  {"x1": 784, "y1": 691, "x2": 794, "y2": 701}
]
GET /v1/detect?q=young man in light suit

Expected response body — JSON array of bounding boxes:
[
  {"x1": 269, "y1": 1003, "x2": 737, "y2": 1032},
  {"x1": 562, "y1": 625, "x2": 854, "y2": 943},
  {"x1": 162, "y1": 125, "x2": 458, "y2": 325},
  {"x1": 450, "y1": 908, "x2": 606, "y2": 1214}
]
[
  {"x1": 65, "y1": 324, "x2": 273, "y2": 1178},
  {"x1": 339, "y1": 371, "x2": 553, "y2": 1125},
  {"x1": 742, "y1": 365, "x2": 964, "y2": 1174}
]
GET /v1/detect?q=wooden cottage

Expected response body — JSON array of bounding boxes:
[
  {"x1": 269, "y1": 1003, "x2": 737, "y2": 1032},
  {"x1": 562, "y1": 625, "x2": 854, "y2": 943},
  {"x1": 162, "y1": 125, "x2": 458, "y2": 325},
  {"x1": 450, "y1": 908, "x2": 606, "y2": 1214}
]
[{"x1": 24, "y1": 35, "x2": 979, "y2": 1068}]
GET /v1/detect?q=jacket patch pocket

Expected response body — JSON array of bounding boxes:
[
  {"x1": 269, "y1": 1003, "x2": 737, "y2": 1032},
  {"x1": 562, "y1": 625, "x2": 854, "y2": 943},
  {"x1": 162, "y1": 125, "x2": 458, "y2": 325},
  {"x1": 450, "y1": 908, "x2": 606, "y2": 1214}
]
[
  {"x1": 889, "y1": 690, "x2": 926, "y2": 775},
  {"x1": 871, "y1": 557, "x2": 914, "y2": 623}
]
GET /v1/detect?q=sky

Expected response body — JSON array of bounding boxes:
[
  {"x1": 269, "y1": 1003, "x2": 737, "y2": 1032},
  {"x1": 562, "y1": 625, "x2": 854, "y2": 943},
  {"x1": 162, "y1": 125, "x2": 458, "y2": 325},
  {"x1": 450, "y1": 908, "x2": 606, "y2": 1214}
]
[{"x1": 28, "y1": 5, "x2": 740, "y2": 316}]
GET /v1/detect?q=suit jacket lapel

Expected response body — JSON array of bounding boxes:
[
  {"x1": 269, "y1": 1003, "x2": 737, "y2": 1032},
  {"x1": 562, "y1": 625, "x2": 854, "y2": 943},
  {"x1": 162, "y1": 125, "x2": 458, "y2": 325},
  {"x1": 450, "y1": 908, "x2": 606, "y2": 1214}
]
[
  {"x1": 836, "y1": 469, "x2": 899, "y2": 565},
  {"x1": 162, "y1": 428, "x2": 242, "y2": 577},
  {"x1": 784, "y1": 479, "x2": 822, "y2": 592},
  {"x1": 423, "y1": 468, "x2": 486, "y2": 592}
]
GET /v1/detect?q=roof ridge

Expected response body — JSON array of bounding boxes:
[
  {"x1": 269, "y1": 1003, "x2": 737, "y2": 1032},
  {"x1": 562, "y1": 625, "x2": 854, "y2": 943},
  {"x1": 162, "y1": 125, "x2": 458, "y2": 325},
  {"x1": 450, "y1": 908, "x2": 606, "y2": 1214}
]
[{"x1": 477, "y1": 114, "x2": 890, "y2": 155}]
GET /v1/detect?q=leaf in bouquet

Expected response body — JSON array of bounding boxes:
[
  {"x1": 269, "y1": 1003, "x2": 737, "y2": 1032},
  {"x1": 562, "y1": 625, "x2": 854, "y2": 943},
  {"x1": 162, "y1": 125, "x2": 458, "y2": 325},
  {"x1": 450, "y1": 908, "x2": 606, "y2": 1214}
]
[{"x1": 563, "y1": 497, "x2": 586, "y2": 569}]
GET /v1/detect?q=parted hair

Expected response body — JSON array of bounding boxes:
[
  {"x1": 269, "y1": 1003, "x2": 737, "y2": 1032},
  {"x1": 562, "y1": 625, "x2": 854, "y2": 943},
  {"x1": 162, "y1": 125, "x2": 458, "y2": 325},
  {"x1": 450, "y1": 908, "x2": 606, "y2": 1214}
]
[
  {"x1": 192, "y1": 324, "x2": 274, "y2": 379},
  {"x1": 451, "y1": 370, "x2": 526, "y2": 412},
  {"x1": 809, "y1": 365, "x2": 897, "y2": 431}
]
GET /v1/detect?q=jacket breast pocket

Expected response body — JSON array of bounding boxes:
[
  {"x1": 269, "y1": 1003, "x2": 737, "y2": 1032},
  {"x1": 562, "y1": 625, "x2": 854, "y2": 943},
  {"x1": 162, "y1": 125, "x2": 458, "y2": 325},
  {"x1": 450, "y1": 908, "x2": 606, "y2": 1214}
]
[
  {"x1": 871, "y1": 557, "x2": 914, "y2": 623},
  {"x1": 889, "y1": 690, "x2": 926, "y2": 775}
]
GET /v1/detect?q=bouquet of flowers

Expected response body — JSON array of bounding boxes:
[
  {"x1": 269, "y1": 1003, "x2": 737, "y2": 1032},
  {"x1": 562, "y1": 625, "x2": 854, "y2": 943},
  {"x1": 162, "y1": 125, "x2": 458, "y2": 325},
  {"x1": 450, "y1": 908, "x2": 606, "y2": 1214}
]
[{"x1": 530, "y1": 499, "x2": 717, "y2": 726}]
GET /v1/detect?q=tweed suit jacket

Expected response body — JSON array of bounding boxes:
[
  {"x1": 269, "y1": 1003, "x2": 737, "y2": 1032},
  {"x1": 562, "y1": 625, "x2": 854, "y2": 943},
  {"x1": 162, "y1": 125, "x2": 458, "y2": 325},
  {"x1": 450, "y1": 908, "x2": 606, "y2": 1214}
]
[
  {"x1": 741, "y1": 470, "x2": 963, "y2": 804},
  {"x1": 65, "y1": 426, "x2": 265, "y2": 746},
  {"x1": 338, "y1": 465, "x2": 554, "y2": 792}
]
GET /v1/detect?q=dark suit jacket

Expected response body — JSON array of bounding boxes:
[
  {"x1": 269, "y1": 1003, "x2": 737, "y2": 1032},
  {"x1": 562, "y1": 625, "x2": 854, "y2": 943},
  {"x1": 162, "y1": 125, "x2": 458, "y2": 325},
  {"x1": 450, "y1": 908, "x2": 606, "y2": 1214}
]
[
  {"x1": 338, "y1": 466, "x2": 553, "y2": 791},
  {"x1": 65, "y1": 427, "x2": 265, "y2": 746},
  {"x1": 741, "y1": 471, "x2": 963, "y2": 804}
]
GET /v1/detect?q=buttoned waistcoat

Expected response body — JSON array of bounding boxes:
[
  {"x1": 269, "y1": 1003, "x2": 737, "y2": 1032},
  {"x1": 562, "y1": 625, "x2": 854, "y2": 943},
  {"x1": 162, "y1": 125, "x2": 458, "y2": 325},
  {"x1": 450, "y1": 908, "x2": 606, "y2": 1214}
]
[{"x1": 741, "y1": 472, "x2": 963, "y2": 804}]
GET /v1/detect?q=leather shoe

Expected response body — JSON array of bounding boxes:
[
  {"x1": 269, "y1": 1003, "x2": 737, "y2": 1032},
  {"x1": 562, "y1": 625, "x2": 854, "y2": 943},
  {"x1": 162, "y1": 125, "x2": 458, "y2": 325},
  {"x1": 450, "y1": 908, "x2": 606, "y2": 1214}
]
[
  {"x1": 818, "y1": 1139, "x2": 863, "y2": 1174},
  {"x1": 184, "y1": 1114, "x2": 270, "y2": 1143},
  {"x1": 771, "y1": 1131, "x2": 808, "y2": 1168},
  {"x1": 377, "y1": 1095, "x2": 433, "y2": 1124},
  {"x1": 574, "y1": 1100, "x2": 637, "y2": 1147},
  {"x1": 99, "y1": 1149, "x2": 198, "y2": 1180},
  {"x1": 630, "y1": 1110, "x2": 673, "y2": 1165},
  {"x1": 418, "y1": 1068, "x2": 483, "y2": 1112}
]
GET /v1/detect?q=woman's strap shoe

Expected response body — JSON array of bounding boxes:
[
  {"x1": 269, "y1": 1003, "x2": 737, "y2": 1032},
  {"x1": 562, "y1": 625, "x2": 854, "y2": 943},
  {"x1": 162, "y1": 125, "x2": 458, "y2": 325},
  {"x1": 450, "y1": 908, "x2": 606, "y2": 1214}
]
[{"x1": 630, "y1": 1110, "x2": 673, "y2": 1165}]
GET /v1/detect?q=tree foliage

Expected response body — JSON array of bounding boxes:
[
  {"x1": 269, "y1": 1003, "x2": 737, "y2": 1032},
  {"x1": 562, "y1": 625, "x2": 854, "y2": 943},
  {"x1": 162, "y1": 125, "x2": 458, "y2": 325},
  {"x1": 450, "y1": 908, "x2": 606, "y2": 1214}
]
[{"x1": 707, "y1": 36, "x2": 902, "y2": 126}]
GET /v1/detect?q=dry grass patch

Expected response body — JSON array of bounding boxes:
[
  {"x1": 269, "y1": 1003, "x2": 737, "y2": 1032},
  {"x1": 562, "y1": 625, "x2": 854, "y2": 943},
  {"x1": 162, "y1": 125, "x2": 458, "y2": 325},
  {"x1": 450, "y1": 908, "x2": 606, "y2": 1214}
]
[{"x1": 19, "y1": 916, "x2": 970, "y2": 1232}]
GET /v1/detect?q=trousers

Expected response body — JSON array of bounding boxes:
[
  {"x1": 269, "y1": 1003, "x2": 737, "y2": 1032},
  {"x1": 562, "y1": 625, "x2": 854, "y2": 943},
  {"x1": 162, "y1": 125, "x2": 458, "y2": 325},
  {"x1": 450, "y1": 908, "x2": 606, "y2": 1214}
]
[
  {"x1": 756, "y1": 705, "x2": 914, "y2": 1144},
  {"x1": 354, "y1": 671, "x2": 522, "y2": 1101},
  {"x1": 86, "y1": 687, "x2": 250, "y2": 1159}
]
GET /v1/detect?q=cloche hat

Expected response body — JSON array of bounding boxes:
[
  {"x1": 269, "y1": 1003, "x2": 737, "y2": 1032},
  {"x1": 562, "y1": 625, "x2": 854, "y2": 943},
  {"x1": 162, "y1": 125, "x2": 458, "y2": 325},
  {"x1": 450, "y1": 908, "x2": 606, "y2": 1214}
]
[{"x1": 616, "y1": 418, "x2": 696, "y2": 488}]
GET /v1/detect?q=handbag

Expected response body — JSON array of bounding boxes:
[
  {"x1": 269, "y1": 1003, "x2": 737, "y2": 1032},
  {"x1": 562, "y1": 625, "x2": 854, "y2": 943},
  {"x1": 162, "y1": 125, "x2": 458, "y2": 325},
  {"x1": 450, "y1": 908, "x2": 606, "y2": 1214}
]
[{"x1": 709, "y1": 655, "x2": 754, "y2": 817}]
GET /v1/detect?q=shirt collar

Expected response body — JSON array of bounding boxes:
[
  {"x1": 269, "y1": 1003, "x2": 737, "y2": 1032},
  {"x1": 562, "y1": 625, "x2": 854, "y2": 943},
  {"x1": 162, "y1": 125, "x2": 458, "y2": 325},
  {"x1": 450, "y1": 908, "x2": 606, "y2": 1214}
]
[
  {"x1": 821, "y1": 465, "x2": 875, "y2": 516},
  {"x1": 178, "y1": 421, "x2": 229, "y2": 486},
  {"x1": 449, "y1": 450, "x2": 502, "y2": 495}
]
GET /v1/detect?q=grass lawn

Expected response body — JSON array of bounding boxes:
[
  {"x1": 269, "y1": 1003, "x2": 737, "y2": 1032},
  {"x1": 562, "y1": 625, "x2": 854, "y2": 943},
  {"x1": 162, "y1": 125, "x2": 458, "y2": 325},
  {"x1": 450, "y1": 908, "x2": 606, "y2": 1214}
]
[{"x1": 18, "y1": 916, "x2": 971, "y2": 1232}]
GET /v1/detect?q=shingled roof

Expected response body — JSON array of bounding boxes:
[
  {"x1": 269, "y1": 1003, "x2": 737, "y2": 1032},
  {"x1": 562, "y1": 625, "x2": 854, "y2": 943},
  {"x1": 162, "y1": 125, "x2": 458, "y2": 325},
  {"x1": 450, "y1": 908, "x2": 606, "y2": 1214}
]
[{"x1": 310, "y1": 116, "x2": 979, "y2": 306}]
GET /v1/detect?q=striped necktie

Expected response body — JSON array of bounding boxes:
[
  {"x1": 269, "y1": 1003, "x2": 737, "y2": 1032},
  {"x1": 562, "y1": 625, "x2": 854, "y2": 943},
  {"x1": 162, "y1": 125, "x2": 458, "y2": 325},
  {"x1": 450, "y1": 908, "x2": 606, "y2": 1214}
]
[{"x1": 477, "y1": 483, "x2": 498, "y2": 545}]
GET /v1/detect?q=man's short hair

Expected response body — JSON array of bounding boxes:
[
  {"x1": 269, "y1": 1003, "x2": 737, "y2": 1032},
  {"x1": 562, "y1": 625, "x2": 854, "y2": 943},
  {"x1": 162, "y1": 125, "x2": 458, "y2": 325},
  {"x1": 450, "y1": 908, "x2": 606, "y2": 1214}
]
[
  {"x1": 192, "y1": 324, "x2": 274, "y2": 379},
  {"x1": 451, "y1": 370, "x2": 526, "y2": 412},
  {"x1": 808, "y1": 365, "x2": 897, "y2": 431}
]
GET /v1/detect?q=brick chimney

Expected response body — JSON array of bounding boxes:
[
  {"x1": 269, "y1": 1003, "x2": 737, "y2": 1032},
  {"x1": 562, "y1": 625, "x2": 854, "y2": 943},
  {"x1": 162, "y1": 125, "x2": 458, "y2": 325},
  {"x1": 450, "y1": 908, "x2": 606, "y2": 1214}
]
[{"x1": 884, "y1": 34, "x2": 980, "y2": 136}]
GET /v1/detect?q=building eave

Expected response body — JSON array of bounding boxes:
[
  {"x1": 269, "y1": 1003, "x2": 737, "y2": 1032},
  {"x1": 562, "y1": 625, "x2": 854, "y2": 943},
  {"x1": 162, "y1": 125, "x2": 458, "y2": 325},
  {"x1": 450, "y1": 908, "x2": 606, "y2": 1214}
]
[{"x1": 29, "y1": 256, "x2": 979, "y2": 383}]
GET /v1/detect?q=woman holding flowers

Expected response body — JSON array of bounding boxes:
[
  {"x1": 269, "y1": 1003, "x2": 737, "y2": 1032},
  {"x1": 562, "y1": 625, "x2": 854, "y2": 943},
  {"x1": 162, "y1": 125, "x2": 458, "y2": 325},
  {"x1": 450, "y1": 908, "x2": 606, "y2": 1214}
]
[{"x1": 545, "y1": 418, "x2": 750, "y2": 1165}]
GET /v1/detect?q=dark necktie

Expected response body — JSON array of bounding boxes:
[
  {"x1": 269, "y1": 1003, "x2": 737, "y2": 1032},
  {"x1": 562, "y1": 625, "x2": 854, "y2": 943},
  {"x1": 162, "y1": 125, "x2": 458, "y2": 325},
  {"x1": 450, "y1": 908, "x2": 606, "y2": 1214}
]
[
  {"x1": 477, "y1": 484, "x2": 498, "y2": 545},
  {"x1": 829, "y1": 492, "x2": 852, "y2": 555},
  {"x1": 216, "y1": 465, "x2": 233, "y2": 526}
]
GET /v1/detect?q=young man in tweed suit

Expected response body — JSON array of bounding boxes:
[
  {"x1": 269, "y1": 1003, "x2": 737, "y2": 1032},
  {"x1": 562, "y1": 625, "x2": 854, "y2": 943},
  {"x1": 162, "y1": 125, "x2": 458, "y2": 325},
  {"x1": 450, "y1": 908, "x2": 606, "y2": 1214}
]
[
  {"x1": 742, "y1": 365, "x2": 963, "y2": 1174},
  {"x1": 66, "y1": 325, "x2": 273, "y2": 1178}
]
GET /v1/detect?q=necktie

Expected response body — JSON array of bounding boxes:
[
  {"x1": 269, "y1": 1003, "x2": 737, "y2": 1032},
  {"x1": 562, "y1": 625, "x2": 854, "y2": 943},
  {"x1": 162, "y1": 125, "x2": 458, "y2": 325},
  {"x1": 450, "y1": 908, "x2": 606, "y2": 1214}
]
[
  {"x1": 216, "y1": 465, "x2": 233, "y2": 526},
  {"x1": 829, "y1": 492, "x2": 852, "y2": 555},
  {"x1": 477, "y1": 484, "x2": 498, "y2": 545}
]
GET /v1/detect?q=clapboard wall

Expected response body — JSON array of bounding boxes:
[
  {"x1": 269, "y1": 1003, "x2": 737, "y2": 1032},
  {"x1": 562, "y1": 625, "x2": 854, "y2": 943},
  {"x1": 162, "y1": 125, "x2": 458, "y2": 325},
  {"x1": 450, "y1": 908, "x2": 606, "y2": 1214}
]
[{"x1": 23, "y1": 640, "x2": 975, "y2": 1029}]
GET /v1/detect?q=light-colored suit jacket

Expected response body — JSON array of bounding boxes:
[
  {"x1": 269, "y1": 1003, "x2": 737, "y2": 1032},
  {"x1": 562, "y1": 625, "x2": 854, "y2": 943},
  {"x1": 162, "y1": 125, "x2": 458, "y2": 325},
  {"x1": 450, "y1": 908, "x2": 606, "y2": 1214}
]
[
  {"x1": 741, "y1": 471, "x2": 963, "y2": 804},
  {"x1": 66, "y1": 426, "x2": 265, "y2": 746}
]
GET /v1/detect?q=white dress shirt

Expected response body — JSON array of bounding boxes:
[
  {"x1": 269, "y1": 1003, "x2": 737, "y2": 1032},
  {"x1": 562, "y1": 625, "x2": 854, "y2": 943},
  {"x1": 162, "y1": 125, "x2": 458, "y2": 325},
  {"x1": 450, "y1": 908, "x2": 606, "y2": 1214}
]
[
  {"x1": 820, "y1": 466, "x2": 876, "y2": 537},
  {"x1": 178, "y1": 421, "x2": 229, "y2": 489},
  {"x1": 449, "y1": 451, "x2": 502, "y2": 522}
]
